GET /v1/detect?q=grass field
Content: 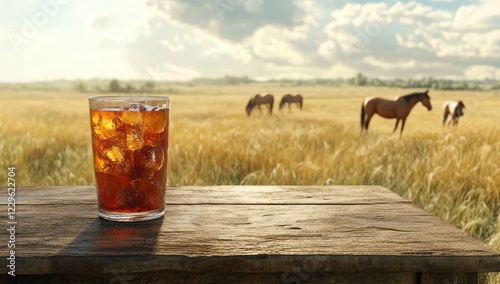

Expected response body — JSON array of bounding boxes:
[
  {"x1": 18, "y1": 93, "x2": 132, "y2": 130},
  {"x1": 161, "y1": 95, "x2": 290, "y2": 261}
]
[{"x1": 1, "y1": 84, "x2": 499, "y2": 281}]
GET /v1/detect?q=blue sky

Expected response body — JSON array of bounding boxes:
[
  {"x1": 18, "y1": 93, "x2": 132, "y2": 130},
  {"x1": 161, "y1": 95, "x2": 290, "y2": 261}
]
[{"x1": 1, "y1": 0, "x2": 499, "y2": 82}]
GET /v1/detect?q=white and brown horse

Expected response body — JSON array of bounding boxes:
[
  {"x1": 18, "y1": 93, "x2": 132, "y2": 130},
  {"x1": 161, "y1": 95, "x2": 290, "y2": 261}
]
[
  {"x1": 245, "y1": 93, "x2": 274, "y2": 116},
  {"x1": 279, "y1": 94, "x2": 303, "y2": 111},
  {"x1": 443, "y1": 100, "x2": 465, "y2": 126},
  {"x1": 361, "y1": 90, "x2": 432, "y2": 136}
]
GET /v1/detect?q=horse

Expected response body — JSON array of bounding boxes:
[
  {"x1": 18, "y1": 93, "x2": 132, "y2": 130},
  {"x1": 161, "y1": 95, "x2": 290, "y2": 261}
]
[
  {"x1": 443, "y1": 100, "x2": 465, "y2": 126},
  {"x1": 245, "y1": 93, "x2": 274, "y2": 116},
  {"x1": 360, "y1": 90, "x2": 432, "y2": 136},
  {"x1": 279, "y1": 94, "x2": 303, "y2": 111}
]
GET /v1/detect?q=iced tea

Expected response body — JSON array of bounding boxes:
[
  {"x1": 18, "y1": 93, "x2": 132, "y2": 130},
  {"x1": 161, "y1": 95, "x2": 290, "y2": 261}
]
[{"x1": 89, "y1": 97, "x2": 169, "y2": 222}]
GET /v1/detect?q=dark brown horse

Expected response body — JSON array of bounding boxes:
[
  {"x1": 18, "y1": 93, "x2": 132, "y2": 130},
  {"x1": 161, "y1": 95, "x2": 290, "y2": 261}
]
[
  {"x1": 279, "y1": 94, "x2": 303, "y2": 111},
  {"x1": 361, "y1": 90, "x2": 432, "y2": 136},
  {"x1": 443, "y1": 100, "x2": 465, "y2": 126},
  {"x1": 245, "y1": 93, "x2": 274, "y2": 116}
]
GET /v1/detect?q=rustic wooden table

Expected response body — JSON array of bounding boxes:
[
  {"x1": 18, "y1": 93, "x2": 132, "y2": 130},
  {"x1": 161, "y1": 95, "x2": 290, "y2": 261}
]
[{"x1": 1, "y1": 185, "x2": 499, "y2": 283}]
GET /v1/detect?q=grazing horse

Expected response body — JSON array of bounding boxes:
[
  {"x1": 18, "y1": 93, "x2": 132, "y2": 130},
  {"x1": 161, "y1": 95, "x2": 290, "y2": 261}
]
[
  {"x1": 443, "y1": 100, "x2": 465, "y2": 126},
  {"x1": 245, "y1": 93, "x2": 274, "y2": 116},
  {"x1": 361, "y1": 90, "x2": 432, "y2": 136},
  {"x1": 279, "y1": 94, "x2": 303, "y2": 111}
]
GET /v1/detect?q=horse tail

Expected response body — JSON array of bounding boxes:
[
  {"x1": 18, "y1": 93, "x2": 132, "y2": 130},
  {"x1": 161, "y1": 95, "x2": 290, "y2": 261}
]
[{"x1": 360, "y1": 100, "x2": 365, "y2": 130}]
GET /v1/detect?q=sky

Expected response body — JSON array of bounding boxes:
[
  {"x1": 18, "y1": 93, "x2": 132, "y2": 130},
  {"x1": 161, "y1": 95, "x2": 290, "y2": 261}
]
[{"x1": 1, "y1": 0, "x2": 499, "y2": 82}]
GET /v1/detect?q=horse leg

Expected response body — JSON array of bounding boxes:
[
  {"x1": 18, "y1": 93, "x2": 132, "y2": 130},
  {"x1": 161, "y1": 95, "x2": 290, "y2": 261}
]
[
  {"x1": 363, "y1": 114, "x2": 373, "y2": 132},
  {"x1": 400, "y1": 119, "x2": 406, "y2": 136},
  {"x1": 360, "y1": 104, "x2": 366, "y2": 133},
  {"x1": 393, "y1": 119, "x2": 400, "y2": 133},
  {"x1": 443, "y1": 112, "x2": 449, "y2": 126},
  {"x1": 258, "y1": 105, "x2": 262, "y2": 115}
]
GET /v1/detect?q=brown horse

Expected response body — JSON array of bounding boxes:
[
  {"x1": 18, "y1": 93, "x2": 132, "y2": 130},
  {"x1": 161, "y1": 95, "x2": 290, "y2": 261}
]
[
  {"x1": 245, "y1": 93, "x2": 274, "y2": 116},
  {"x1": 361, "y1": 90, "x2": 432, "y2": 136},
  {"x1": 443, "y1": 100, "x2": 465, "y2": 126},
  {"x1": 279, "y1": 94, "x2": 303, "y2": 111}
]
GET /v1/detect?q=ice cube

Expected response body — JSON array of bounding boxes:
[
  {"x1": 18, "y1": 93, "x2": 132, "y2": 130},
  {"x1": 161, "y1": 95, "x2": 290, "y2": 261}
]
[
  {"x1": 92, "y1": 111, "x2": 123, "y2": 140},
  {"x1": 117, "y1": 179, "x2": 159, "y2": 210},
  {"x1": 134, "y1": 145, "x2": 165, "y2": 179},
  {"x1": 121, "y1": 103, "x2": 147, "y2": 112},
  {"x1": 142, "y1": 145, "x2": 164, "y2": 170},
  {"x1": 94, "y1": 152, "x2": 112, "y2": 173},
  {"x1": 94, "y1": 146, "x2": 130, "y2": 175},
  {"x1": 126, "y1": 126, "x2": 144, "y2": 151},
  {"x1": 121, "y1": 104, "x2": 145, "y2": 126},
  {"x1": 144, "y1": 109, "x2": 167, "y2": 134},
  {"x1": 105, "y1": 145, "x2": 125, "y2": 163}
]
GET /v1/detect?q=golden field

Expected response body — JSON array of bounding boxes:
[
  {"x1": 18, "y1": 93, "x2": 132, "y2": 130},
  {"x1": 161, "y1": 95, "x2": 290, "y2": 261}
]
[{"x1": 1, "y1": 84, "x2": 499, "y2": 280}]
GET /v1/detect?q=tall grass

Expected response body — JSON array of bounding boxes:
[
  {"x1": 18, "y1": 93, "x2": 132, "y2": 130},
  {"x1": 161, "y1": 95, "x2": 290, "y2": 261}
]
[{"x1": 1, "y1": 86, "x2": 499, "y2": 281}]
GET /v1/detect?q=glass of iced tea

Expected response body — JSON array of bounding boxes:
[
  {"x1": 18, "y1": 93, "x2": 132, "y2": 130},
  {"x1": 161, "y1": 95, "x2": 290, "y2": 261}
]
[{"x1": 89, "y1": 96, "x2": 169, "y2": 222}]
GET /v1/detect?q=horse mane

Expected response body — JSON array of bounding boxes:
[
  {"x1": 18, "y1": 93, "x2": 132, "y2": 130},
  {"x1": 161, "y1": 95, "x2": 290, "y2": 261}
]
[{"x1": 402, "y1": 90, "x2": 429, "y2": 102}]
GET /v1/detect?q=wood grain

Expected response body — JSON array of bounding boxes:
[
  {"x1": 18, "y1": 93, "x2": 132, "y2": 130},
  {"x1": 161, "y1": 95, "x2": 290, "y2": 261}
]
[{"x1": 0, "y1": 186, "x2": 499, "y2": 282}]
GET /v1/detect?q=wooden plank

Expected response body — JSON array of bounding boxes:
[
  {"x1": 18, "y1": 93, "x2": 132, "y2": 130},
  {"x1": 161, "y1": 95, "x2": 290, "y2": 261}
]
[
  {"x1": 420, "y1": 272, "x2": 478, "y2": 284},
  {"x1": 3, "y1": 205, "x2": 500, "y2": 274},
  {"x1": 0, "y1": 185, "x2": 410, "y2": 205},
  {"x1": 1, "y1": 271, "x2": 421, "y2": 284},
  {"x1": 7, "y1": 203, "x2": 495, "y2": 256},
  {"x1": 1, "y1": 186, "x2": 499, "y2": 278}
]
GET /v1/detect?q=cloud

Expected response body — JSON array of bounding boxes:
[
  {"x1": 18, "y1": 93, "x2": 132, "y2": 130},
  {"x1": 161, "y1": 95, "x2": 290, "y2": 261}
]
[
  {"x1": 126, "y1": 1, "x2": 320, "y2": 79},
  {"x1": 316, "y1": 1, "x2": 500, "y2": 79},
  {"x1": 464, "y1": 65, "x2": 500, "y2": 80},
  {"x1": 249, "y1": 25, "x2": 308, "y2": 65},
  {"x1": 90, "y1": 14, "x2": 113, "y2": 30},
  {"x1": 201, "y1": 41, "x2": 252, "y2": 63},
  {"x1": 2, "y1": 0, "x2": 500, "y2": 82},
  {"x1": 453, "y1": 0, "x2": 500, "y2": 31},
  {"x1": 147, "y1": 0, "x2": 309, "y2": 41},
  {"x1": 126, "y1": 17, "x2": 216, "y2": 80}
]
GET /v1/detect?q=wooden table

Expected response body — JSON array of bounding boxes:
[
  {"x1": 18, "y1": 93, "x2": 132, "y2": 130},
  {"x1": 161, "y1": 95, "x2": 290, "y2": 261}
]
[{"x1": 1, "y1": 186, "x2": 499, "y2": 283}]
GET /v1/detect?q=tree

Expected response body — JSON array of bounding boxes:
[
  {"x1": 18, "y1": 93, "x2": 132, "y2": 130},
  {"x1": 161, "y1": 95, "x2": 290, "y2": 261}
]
[
  {"x1": 143, "y1": 81, "x2": 155, "y2": 92},
  {"x1": 109, "y1": 79, "x2": 121, "y2": 93},
  {"x1": 73, "y1": 81, "x2": 86, "y2": 92},
  {"x1": 354, "y1": 72, "x2": 367, "y2": 86}
]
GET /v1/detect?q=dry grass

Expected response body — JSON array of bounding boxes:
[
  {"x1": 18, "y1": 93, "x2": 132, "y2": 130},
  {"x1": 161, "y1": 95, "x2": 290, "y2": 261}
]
[{"x1": 1, "y1": 85, "x2": 499, "y2": 281}]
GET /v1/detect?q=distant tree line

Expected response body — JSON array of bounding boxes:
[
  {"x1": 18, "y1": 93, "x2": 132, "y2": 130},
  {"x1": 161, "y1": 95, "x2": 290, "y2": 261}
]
[
  {"x1": 268, "y1": 72, "x2": 500, "y2": 91},
  {"x1": 1, "y1": 74, "x2": 498, "y2": 92},
  {"x1": 107, "y1": 79, "x2": 156, "y2": 93}
]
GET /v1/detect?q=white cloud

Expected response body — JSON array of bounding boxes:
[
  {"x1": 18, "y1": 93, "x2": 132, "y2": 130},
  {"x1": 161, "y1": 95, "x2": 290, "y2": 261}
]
[
  {"x1": 464, "y1": 65, "x2": 500, "y2": 80},
  {"x1": 202, "y1": 41, "x2": 252, "y2": 63},
  {"x1": 144, "y1": 64, "x2": 200, "y2": 81},
  {"x1": 160, "y1": 38, "x2": 184, "y2": 52},
  {"x1": 453, "y1": 0, "x2": 500, "y2": 31},
  {"x1": 2, "y1": 0, "x2": 500, "y2": 82},
  {"x1": 249, "y1": 25, "x2": 307, "y2": 65},
  {"x1": 325, "y1": 63, "x2": 357, "y2": 79},
  {"x1": 317, "y1": 0, "x2": 500, "y2": 80},
  {"x1": 363, "y1": 56, "x2": 416, "y2": 70}
]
